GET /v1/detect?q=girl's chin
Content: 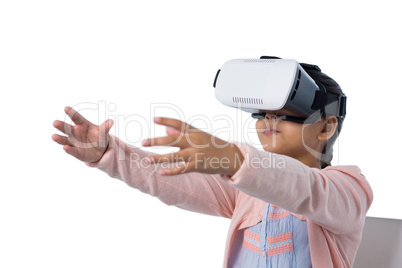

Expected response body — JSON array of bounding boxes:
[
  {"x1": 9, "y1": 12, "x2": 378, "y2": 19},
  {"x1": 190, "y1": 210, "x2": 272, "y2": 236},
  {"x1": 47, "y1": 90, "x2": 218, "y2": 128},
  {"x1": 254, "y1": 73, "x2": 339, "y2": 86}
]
[{"x1": 260, "y1": 145, "x2": 282, "y2": 154}]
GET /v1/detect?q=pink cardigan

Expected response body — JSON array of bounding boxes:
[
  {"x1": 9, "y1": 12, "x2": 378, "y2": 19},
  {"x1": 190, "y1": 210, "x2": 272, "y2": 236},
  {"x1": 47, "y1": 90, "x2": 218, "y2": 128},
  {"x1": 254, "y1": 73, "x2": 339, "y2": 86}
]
[{"x1": 86, "y1": 135, "x2": 373, "y2": 268}]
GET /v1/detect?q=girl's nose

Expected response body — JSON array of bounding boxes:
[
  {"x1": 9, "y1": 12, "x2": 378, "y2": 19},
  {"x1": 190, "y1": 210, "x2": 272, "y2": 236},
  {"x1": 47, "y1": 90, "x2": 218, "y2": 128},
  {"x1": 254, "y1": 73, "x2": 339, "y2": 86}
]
[{"x1": 265, "y1": 114, "x2": 279, "y2": 121}]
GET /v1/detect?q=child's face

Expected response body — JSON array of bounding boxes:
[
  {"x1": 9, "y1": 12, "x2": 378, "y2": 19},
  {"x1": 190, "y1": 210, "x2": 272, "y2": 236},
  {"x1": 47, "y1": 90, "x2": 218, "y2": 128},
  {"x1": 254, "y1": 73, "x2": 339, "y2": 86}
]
[{"x1": 255, "y1": 110, "x2": 328, "y2": 166}]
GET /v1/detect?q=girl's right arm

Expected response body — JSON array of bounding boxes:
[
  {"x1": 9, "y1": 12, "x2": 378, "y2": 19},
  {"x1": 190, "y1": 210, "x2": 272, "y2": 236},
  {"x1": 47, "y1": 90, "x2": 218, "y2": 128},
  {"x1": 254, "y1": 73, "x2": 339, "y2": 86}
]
[{"x1": 52, "y1": 107, "x2": 237, "y2": 218}]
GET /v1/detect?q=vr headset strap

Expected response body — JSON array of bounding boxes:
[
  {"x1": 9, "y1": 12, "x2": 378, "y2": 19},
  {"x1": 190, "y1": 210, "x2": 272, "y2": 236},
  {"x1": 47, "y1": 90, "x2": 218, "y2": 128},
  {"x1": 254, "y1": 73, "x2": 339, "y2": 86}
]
[
  {"x1": 312, "y1": 89, "x2": 347, "y2": 117},
  {"x1": 300, "y1": 63, "x2": 347, "y2": 118},
  {"x1": 260, "y1": 56, "x2": 282, "y2": 60},
  {"x1": 300, "y1": 62, "x2": 321, "y2": 72}
]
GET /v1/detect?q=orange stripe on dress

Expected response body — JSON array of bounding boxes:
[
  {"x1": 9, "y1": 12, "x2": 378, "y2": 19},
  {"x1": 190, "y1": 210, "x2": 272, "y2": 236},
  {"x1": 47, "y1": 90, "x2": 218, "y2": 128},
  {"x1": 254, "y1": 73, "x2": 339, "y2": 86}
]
[
  {"x1": 266, "y1": 244, "x2": 294, "y2": 256},
  {"x1": 244, "y1": 229, "x2": 261, "y2": 243},
  {"x1": 268, "y1": 208, "x2": 291, "y2": 220},
  {"x1": 267, "y1": 232, "x2": 293, "y2": 245},
  {"x1": 243, "y1": 238, "x2": 261, "y2": 254},
  {"x1": 266, "y1": 232, "x2": 294, "y2": 256}
]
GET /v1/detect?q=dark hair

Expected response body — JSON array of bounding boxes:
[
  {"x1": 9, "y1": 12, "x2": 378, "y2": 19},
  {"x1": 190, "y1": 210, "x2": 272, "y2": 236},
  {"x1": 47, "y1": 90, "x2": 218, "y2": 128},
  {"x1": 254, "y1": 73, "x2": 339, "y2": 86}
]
[{"x1": 303, "y1": 68, "x2": 345, "y2": 169}]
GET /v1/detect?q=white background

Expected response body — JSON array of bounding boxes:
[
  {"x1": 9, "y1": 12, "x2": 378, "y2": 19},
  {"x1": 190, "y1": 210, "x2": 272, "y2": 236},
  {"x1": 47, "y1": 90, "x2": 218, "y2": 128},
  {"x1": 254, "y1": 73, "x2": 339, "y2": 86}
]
[{"x1": 1, "y1": 0, "x2": 401, "y2": 267}]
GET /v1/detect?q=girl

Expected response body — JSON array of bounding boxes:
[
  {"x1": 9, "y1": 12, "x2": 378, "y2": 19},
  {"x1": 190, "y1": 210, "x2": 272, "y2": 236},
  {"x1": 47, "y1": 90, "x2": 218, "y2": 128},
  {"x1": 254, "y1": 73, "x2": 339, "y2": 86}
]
[{"x1": 52, "y1": 62, "x2": 373, "y2": 267}]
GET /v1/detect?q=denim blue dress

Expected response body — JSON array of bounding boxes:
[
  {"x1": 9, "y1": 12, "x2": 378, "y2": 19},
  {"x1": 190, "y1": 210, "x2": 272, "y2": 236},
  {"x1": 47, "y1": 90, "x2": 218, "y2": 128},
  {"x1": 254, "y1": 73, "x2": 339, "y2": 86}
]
[{"x1": 228, "y1": 203, "x2": 312, "y2": 268}]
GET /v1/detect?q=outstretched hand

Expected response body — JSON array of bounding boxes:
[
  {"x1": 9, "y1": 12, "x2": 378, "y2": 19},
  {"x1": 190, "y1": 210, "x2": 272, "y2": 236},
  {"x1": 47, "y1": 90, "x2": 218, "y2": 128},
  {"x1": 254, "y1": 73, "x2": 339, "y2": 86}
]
[
  {"x1": 141, "y1": 117, "x2": 244, "y2": 176},
  {"x1": 52, "y1": 106, "x2": 114, "y2": 163}
]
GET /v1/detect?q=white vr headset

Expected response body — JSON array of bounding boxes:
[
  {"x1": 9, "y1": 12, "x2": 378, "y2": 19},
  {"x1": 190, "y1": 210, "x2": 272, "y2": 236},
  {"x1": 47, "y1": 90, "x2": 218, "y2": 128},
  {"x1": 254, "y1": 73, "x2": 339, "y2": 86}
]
[{"x1": 214, "y1": 56, "x2": 347, "y2": 123}]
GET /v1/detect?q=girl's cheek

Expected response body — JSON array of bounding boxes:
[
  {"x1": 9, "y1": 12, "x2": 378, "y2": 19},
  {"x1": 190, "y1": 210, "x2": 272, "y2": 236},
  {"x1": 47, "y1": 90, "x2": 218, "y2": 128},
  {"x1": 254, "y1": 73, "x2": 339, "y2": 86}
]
[{"x1": 255, "y1": 121, "x2": 265, "y2": 132}]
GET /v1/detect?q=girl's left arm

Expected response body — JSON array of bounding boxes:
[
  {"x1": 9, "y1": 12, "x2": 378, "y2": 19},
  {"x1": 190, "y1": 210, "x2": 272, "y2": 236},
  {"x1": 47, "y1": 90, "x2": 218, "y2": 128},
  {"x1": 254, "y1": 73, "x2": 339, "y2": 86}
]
[{"x1": 219, "y1": 142, "x2": 374, "y2": 235}]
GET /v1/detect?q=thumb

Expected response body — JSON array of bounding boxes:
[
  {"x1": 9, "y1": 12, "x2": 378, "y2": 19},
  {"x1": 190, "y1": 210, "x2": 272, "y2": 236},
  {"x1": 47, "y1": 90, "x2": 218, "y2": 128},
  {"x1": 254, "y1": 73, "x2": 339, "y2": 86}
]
[{"x1": 99, "y1": 119, "x2": 114, "y2": 141}]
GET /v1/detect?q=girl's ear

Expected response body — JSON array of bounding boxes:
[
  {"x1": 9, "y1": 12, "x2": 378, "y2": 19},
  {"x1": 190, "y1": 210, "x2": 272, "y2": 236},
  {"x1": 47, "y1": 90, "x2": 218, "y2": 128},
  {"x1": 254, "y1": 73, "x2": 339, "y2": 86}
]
[{"x1": 318, "y1": 116, "x2": 338, "y2": 141}]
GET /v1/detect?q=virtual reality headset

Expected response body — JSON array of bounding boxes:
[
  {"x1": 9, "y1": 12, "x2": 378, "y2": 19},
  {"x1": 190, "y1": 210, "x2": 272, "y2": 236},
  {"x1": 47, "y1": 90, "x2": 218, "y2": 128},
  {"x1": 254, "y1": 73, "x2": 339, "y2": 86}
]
[{"x1": 214, "y1": 56, "x2": 346, "y2": 123}]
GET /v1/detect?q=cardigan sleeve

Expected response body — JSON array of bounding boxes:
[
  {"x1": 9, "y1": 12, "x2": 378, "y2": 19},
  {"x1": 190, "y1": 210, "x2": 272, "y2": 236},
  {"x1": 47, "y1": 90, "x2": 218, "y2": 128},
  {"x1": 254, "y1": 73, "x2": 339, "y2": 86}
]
[
  {"x1": 219, "y1": 142, "x2": 374, "y2": 234},
  {"x1": 85, "y1": 134, "x2": 238, "y2": 219}
]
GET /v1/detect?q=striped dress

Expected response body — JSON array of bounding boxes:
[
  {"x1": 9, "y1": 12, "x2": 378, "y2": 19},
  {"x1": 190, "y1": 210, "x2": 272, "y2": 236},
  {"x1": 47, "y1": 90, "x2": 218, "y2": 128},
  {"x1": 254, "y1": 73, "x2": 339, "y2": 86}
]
[{"x1": 228, "y1": 203, "x2": 312, "y2": 267}]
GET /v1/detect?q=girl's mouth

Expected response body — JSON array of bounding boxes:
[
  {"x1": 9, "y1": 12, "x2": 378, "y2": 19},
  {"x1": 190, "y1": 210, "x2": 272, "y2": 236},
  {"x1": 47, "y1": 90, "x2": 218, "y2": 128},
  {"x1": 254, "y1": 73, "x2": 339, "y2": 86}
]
[{"x1": 263, "y1": 128, "x2": 279, "y2": 136}]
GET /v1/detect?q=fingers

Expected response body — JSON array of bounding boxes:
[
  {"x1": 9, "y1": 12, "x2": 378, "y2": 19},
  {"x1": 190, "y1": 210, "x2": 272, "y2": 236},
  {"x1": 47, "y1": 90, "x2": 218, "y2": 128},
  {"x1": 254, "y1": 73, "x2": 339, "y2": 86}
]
[
  {"x1": 154, "y1": 117, "x2": 196, "y2": 133},
  {"x1": 65, "y1": 106, "x2": 89, "y2": 125},
  {"x1": 159, "y1": 161, "x2": 196, "y2": 176},
  {"x1": 166, "y1": 127, "x2": 181, "y2": 136},
  {"x1": 145, "y1": 151, "x2": 196, "y2": 176},
  {"x1": 142, "y1": 134, "x2": 187, "y2": 148},
  {"x1": 62, "y1": 144, "x2": 80, "y2": 159},
  {"x1": 144, "y1": 117, "x2": 207, "y2": 149},
  {"x1": 53, "y1": 120, "x2": 74, "y2": 135},
  {"x1": 52, "y1": 134, "x2": 74, "y2": 146}
]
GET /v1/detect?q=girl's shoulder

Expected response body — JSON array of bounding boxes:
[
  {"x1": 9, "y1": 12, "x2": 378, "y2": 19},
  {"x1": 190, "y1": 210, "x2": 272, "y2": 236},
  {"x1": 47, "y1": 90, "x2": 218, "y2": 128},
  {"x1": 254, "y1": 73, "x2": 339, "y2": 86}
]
[
  {"x1": 320, "y1": 165, "x2": 364, "y2": 178},
  {"x1": 319, "y1": 165, "x2": 373, "y2": 202}
]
